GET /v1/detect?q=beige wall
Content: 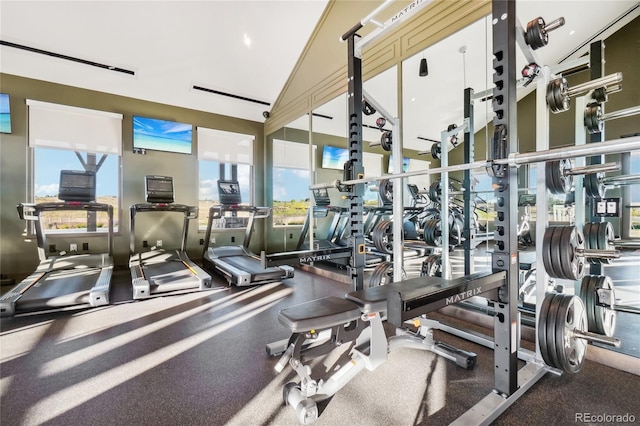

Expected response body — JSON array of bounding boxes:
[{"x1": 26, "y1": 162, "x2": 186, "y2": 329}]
[{"x1": 0, "y1": 73, "x2": 264, "y2": 277}]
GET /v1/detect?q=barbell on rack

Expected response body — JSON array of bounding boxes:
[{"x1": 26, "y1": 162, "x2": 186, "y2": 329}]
[
  {"x1": 538, "y1": 292, "x2": 620, "y2": 374},
  {"x1": 541, "y1": 225, "x2": 619, "y2": 281},
  {"x1": 584, "y1": 104, "x2": 640, "y2": 134},
  {"x1": 546, "y1": 72, "x2": 623, "y2": 114},
  {"x1": 523, "y1": 16, "x2": 564, "y2": 50},
  {"x1": 545, "y1": 160, "x2": 619, "y2": 195},
  {"x1": 583, "y1": 172, "x2": 640, "y2": 199}
]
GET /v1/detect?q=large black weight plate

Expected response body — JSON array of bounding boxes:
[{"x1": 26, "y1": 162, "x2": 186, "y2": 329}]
[
  {"x1": 380, "y1": 131, "x2": 392, "y2": 151},
  {"x1": 580, "y1": 275, "x2": 597, "y2": 332},
  {"x1": 379, "y1": 179, "x2": 393, "y2": 204},
  {"x1": 431, "y1": 143, "x2": 441, "y2": 160},
  {"x1": 551, "y1": 226, "x2": 569, "y2": 279},
  {"x1": 369, "y1": 261, "x2": 394, "y2": 287},
  {"x1": 538, "y1": 292, "x2": 555, "y2": 366},
  {"x1": 546, "y1": 78, "x2": 570, "y2": 113},
  {"x1": 546, "y1": 160, "x2": 560, "y2": 194},
  {"x1": 372, "y1": 220, "x2": 394, "y2": 254},
  {"x1": 584, "y1": 103, "x2": 603, "y2": 134},
  {"x1": 555, "y1": 294, "x2": 588, "y2": 374},
  {"x1": 558, "y1": 226, "x2": 576, "y2": 279},
  {"x1": 428, "y1": 181, "x2": 442, "y2": 204},
  {"x1": 583, "y1": 223, "x2": 594, "y2": 250},
  {"x1": 594, "y1": 276, "x2": 616, "y2": 337},
  {"x1": 584, "y1": 173, "x2": 605, "y2": 199},
  {"x1": 525, "y1": 17, "x2": 548, "y2": 49},
  {"x1": 546, "y1": 292, "x2": 564, "y2": 369},
  {"x1": 598, "y1": 222, "x2": 615, "y2": 265},
  {"x1": 542, "y1": 227, "x2": 560, "y2": 279},
  {"x1": 560, "y1": 226, "x2": 585, "y2": 280}
]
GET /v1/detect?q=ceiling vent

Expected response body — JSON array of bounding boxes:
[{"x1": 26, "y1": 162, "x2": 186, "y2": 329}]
[
  {"x1": 192, "y1": 85, "x2": 270, "y2": 106},
  {"x1": 0, "y1": 40, "x2": 135, "y2": 75}
]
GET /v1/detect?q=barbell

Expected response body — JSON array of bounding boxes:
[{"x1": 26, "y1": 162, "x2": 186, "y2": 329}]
[
  {"x1": 584, "y1": 104, "x2": 640, "y2": 134},
  {"x1": 538, "y1": 292, "x2": 620, "y2": 374},
  {"x1": 541, "y1": 225, "x2": 619, "y2": 281},
  {"x1": 583, "y1": 172, "x2": 640, "y2": 199},
  {"x1": 523, "y1": 16, "x2": 564, "y2": 50},
  {"x1": 546, "y1": 72, "x2": 623, "y2": 114},
  {"x1": 545, "y1": 160, "x2": 620, "y2": 195}
]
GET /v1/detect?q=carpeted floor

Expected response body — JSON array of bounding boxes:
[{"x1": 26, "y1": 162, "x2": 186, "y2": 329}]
[{"x1": 1, "y1": 264, "x2": 639, "y2": 426}]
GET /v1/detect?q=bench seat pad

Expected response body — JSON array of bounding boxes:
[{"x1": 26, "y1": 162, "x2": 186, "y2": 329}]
[{"x1": 278, "y1": 296, "x2": 361, "y2": 333}]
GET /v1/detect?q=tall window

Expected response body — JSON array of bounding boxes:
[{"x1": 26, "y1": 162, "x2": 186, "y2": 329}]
[
  {"x1": 28, "y1": 100, "x2": 122, "y2": 233},
  {"x1": 197, "y1": 127, "x2": 254, "y2": 230},
  {"x1": 631, "y1": 152, "x2": 640, "y2": 237},
  {"x1": 272, "y1": 139, "x2": 314, "y2": 226}
]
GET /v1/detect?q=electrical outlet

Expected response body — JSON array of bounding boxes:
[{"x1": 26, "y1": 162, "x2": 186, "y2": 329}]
[
  {"x1": 199, "y1": 238, "x2": 204, "y2": 245},
  {"x1": 143, "y1": 240, "x2": 148, "y2": 248},
  {"x1": 231, "y1": 236, "x2": 235, "y2": 243},
  {"x1": 289, "y1": 233, "x2": 293, "y2": 239},
  {"x1": 83, "y1": 242, "x2": 89, "y2": 250},
  {"x1": 49, "y1": 244, "x2": 56, "y2": 253},
  {"x1": 156, "y1": 240, "x2": 163, "y2": 247},
  {"x1": 70, "y1": 243, "x2": 78, "y2": 252}
]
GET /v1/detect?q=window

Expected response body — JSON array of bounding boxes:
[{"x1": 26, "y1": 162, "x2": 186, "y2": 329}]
[
  {"x1": 272, "y1": 139, "x2": 315, "y2": 226},
  {"x1": 198, "y1": 127, "x2": 254, "y2": 230},
  {"x1": 631, "y1": 152, "x2": 640, "y2": 237},
  {"x1": 28, "y1": 100, "x2": 122, "y2": 233}
]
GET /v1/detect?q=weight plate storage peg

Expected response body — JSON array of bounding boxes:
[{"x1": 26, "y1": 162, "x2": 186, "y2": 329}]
[{"x1": 538, "y1": 293, "x2": 588, "y2": 374}]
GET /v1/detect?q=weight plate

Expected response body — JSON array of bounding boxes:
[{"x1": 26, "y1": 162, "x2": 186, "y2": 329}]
[
  {"x1": 372, "y1": 220, "x2": 394, "y2": 254},
  {"x1": 380, "y1": 131, "x2": 392, "y2": 151},
  {"x1": 573, "y1": 227, "x2": 586, "y2": 280},
  {"x1": 369, "y1": 261, "x2": 393, "y2": 287},
  {"x1": 580, "y1": 275, "x2": 597, "y2": 332},
  {"x1": 542, "y1": 227, "x2": 559, "y2": 279},
  {"x1": 558, "y1": 159, "x2": 574, "y2": 194},
  {"x1": 379, "y1": 179, "x2": 393, "y2": 204},
  {"x1": 586, "y1": 222, "x2": 599, "y2": 253},
  {"x1": 583, "y1": 223, "x2": 594, "y2": 250},
  {"x1": 558, "y1": 226, "x2": 576, "y2": 280},
  {"x1": 551, "y1": 226, "x2": 568, "y2": 279},
  {"x1": 546, "y1": 161, "x2": 561, "y2": 194},
  {"x1": 428, "y1": 181, "x2": 442, "y2": 204},
  {"x1": 555, "y1": 294, "x2": 588, "y2": 374},
  {"x1": 431, "y1": 143, "x2": 441, "y2": 160},
  {"x1": 594, "y1": 276, "x2": 616, "y2": 337},
  {"x1": 547, "y1": 78, "x2": 569, "y2": 113},
  {"x1": 538, "y1": 292, "x2": 554, "y2": 366},
  {"x1": 546, "y1": 292, "x2": 564, "y2": 369},
  {"x1": 598, "y1": 222, "x2": 615, "y2": 265},
  {"x1": 584, "y1": 173, "x2": 598, "y2": 199}
]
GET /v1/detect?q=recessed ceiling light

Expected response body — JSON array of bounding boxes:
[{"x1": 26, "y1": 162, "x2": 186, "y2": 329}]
[
  {"x1": 243, "y1": 33, "x2": 252, "y2": 47},
  {"x1": 569, "y1": 30, "x2": 576, "y2": 35},
  {"x1": 411, "y1": 97, "x2": 416, "y2": 102}
]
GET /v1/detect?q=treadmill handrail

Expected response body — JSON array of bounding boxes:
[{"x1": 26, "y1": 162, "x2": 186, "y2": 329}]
[
  {"x1": 17, "y1": 201, "x2": 114, "y2": 260},
  {"x1": 129, "y1": 203, "x2": 197, "y2": 254}
]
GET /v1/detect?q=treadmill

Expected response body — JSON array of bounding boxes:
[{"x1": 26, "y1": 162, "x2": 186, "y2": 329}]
[
  {"x1": 129, "y1": 175, "x2": 211, "y2": 299},
  {"x1": 202, "y1": 180, "x2": 294, "y2": 286},
  {"x1": 0, "y1": 170, "x2": 114, "y2": 317}
]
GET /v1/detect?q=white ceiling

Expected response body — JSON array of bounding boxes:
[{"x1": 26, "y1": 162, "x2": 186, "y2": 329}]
[
  {"x1": 289, "y1": 1, "x2": 639, "y2": 151},
  {"x1": 1, "y1": 0, "x2": 637, "y2": 146},
  {"x1": 0, "y1": 0, "x2": 329, "y2": 123}
]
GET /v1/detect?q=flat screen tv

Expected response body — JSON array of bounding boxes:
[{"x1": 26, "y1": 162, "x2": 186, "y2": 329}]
[
  {"x1": 321, "y1": 145, "x2": 349, "y2": 170},
  {"x1": 388, "y1": 155, "x2": 409, "y2": 173},
  {"x1": 133, "y1": 116, "x2": 192, "y2": 154},
  {"x1": 0, "y1": 93, "x2": 11, "y2": 134}
]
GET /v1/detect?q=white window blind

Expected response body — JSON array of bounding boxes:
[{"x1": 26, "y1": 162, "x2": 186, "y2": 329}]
[
  {"x1": 408, "y1": 158, "x2": 430, "y2": 191},
  {"x1": 27, "y1": 100, "x2": 122, "y2": 155},
  {"x1": 197, "y1": 127, "x2": 254, "y2": 165},
  {"x1": 273, "y1": 139, "x2": 315, "y2": 170},
  {"x1": 363, "y1": 152, "x2": 382, "y2": 177}
]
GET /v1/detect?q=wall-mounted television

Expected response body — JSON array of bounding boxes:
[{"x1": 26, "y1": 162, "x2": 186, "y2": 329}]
[
  {"x1": 0, "y1": 93, "x2": 11, "y2": 134},
  {"x1": 133, "y1": 116, "x2": 192, "y2": 154},
  {"x1": 322, "y1": 145, "x2": 349, "y2": 170},
  {"x1": 388, "y1": 155, "x2": 409, "y2": 173}
]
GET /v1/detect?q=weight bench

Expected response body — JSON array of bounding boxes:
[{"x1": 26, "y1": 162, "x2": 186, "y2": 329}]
[{"x1": 269, "y1": 271, "x2": 505, "y2": 425}]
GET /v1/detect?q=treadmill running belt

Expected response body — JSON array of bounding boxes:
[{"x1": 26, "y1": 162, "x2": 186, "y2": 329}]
[{"x1": 17, "y1": 268, "x2": 100, "y2": 310}]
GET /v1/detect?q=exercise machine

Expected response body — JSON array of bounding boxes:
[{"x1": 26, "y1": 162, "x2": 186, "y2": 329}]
[
  {"x1": 0, "y1": 170, "x2": 114, "y2": 317},
  {"x1": 129, "y1": 175, "x2": 211, "y2": 299},
  {"x1": 202, "y1": 180, "x2": 294, "y2": 286},
  {"x1": 268, "y1": 271, "x2": 502, "y2": 424}
]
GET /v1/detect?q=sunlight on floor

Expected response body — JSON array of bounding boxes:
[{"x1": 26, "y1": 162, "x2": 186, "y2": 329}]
[{"x1": 24, "y1": 285, "x2": 293, "y2": 423}]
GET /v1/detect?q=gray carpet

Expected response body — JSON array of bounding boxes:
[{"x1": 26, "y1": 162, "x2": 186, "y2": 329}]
[{"x1": 1, "y1": 267, "x2": 639, "y2": 426}]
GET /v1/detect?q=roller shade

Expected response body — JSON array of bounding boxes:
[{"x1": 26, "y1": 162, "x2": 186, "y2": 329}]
[
  {"x1": 363, "y1": 152, "x2": 382, "y2": 177},
  {"x1": 407, "y1": 158, "x2": 430, "y2": 191},
  {"x1": 197, "y1": 127, "x2": 254, "y2": 165},
  {"x1": 27, "y1": 100, "x2": 122, "y2": 155},
  {"x1": 273, "y1": 139, "x2": 315, "y2": 170}
]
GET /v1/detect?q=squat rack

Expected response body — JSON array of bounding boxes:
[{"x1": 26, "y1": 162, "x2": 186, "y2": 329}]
[{"x1": 314, "y1": 0, "x2": 640, "y2": 423}]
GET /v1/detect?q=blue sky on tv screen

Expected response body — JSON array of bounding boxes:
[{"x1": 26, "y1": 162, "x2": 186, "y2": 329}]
[
  {"x1": 133, "y1": 116, "x2": 192, "y2": 154},
  {"x1": 0, "y1": 93, "x2": 11, "y2": 133}
]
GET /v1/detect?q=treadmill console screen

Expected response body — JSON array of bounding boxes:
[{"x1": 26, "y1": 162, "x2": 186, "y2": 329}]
[
  {"x1": 313, "y1": 188, "x2": 331, "y2": 206},
  {"x1": 58, "y1": 170, "x2": 96, "y2": 202},
  {"x1": 146, "y1": 175, "x2": 175, "y2": 203},
  {"x1": 218, "y1": 180, "x2": 242, "y2": 205},
  {"x1": 407, "y1": 184, "x2": 420, "y2": 201}
]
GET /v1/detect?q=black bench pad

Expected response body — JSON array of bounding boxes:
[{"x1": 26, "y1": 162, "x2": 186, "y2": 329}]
[
  {"x1": 346, "y1": 285, "x2": 393, "y2": 313},
  {"x1": 278, "y1": 296, "x2": 361, "y2": 333}
]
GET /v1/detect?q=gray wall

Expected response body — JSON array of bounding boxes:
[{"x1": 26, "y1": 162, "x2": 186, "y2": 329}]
[{"x1": 0, "y1": 73, "x2": 264, "y2": 278}]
